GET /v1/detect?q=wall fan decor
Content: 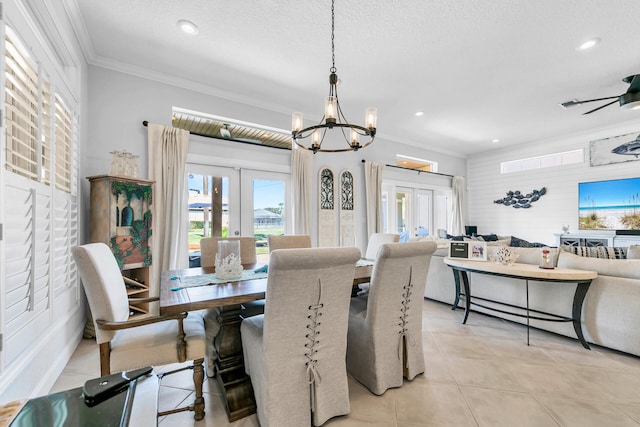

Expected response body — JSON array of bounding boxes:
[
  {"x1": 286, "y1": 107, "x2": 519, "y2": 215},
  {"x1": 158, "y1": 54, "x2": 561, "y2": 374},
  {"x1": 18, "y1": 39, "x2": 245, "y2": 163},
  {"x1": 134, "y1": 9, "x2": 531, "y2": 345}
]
[
  {"x1": 494, "y1": 187, "x2": 546, "y2": 209},
  {"x1": 590, "y1": 131, "x2": 640, "y2": 167}
]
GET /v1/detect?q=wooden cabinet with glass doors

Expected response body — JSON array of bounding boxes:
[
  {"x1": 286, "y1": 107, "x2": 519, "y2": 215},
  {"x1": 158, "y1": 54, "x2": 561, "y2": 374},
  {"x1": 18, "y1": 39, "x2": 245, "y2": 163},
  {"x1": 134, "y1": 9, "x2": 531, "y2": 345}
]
[{"x1": 87, "y1": 175, "x2": 153, "y2": 317}]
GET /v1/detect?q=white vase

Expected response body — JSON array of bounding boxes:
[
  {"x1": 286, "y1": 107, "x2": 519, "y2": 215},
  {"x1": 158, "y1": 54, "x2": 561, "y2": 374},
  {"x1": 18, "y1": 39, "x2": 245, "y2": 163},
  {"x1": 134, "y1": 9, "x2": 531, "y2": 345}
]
[
  {"x1": 215, "y1": 240, "x2": 243, "y2": 279},
  {"x1": 493, "y1": 246, "x2": 519, "y2": 266}
]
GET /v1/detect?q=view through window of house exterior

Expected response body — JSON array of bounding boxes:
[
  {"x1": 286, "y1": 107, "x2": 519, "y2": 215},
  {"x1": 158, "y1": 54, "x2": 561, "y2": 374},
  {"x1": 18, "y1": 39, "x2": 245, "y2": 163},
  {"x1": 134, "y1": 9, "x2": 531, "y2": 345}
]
[{"x1": 187, "y1": 172, "x2": 286, "y2": 265}]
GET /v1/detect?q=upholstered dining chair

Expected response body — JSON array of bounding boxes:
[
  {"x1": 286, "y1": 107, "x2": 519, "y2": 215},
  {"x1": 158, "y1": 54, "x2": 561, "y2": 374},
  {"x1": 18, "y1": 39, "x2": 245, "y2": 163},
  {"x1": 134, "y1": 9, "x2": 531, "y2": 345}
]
[
  {"x1": 200, "y1": 236, "x2": 257, "y2": 267},
  {"x1": 72, "y1": 243, "x2": 206, "y2": 420},
  {"x1": 267, "y1": 234, "x2": 312, "y2": 252},
  {"x1": 199, "y1": 236, "x2": 262, "y2": 376},
  {"x1": 241, "y1": 246, "x2": 361, "y2": 427},
  {"x1": 364, "y1": 233, "x2": 400, "y2": 260},
  {"x1": 356, "y1": 233, "x2": 400, "y2": 296},
  {"x1": 347, "y1": 241, "x2": 437, "y2": 395}
]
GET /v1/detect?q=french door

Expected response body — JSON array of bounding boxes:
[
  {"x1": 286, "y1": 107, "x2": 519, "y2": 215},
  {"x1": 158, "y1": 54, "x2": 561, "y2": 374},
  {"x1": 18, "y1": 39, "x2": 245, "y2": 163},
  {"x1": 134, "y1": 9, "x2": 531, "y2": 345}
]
[
  {"x1": 394, "y1": 187, "x2": 433, "y2": 240},
  {"x1": 382, "y1": 184, "x2": 436, "y2": 241},
  {"x1": 187, "y1": 165, "x2": 239, "y2": 241},
  {"x1": 186, "y1": 164, "x2": 290, "y2": 261}
]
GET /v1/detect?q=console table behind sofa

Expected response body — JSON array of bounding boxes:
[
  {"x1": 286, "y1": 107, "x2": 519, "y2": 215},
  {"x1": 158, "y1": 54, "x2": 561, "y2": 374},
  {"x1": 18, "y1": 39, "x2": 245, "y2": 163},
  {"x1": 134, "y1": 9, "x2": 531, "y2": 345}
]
[{"x1": 425, "y1": 246, "x2": 640, "y2": 357}]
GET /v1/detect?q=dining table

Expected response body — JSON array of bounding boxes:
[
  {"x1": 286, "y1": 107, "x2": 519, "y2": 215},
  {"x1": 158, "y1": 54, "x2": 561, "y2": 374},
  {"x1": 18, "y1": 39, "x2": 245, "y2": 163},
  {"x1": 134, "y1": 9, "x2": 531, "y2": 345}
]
[{"x1": 159, "y1": 260, "x2": 373, "y2": 422}]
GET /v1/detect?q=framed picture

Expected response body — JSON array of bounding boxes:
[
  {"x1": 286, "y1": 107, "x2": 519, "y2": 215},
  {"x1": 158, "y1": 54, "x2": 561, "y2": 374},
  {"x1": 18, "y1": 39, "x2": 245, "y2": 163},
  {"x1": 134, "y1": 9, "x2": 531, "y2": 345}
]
[
  {"x1": 469, "y1": 242, "x2": 488, "y2": 261},
  {"x1": 449, "y1": 241, "x2": 488, "y2": 261},
  {"x1": 590, "y1": 132, "x2": 640, "y2": 167}
]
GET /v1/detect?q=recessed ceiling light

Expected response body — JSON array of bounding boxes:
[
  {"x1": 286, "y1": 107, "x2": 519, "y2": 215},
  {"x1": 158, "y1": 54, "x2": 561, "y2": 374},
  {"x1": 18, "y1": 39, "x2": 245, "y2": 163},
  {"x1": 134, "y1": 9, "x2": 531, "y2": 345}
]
[
  {"x1": 177, "y1": 20, "x2": 198, "y2": 35},
  {"x1": 415, "y1": 111, "x2": 424, "y2": 116},
  {"x1": 492, "y1": 139, "x2": 500, "y2": 143},
  {"x1": 577, "y1": 38, "x2": 600, "y2": 51}
]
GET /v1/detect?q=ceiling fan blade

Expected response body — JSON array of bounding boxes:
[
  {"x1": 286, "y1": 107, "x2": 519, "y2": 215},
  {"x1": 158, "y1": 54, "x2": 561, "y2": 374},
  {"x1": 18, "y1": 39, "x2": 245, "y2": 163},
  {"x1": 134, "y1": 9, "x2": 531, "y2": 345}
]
[
  {"x1": 561, "y1": 95, "x2": 620, "y2": 108},
  {"x1": 626, "y1": 74, "x2": 640, "y2": 93},
  {"x1": 582, "y1": 99, "x2": 619, "y2": 115}
]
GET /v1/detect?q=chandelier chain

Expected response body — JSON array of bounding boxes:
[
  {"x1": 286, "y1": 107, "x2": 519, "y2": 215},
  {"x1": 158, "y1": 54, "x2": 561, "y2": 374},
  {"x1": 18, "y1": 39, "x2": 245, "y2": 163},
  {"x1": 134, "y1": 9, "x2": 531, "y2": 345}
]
[
  {"x1": 290, "y1": 0, "x2": 376, "y2": 153},
  {"x1": 330, "y1": 0, "x2": 336, "y2": 72}
]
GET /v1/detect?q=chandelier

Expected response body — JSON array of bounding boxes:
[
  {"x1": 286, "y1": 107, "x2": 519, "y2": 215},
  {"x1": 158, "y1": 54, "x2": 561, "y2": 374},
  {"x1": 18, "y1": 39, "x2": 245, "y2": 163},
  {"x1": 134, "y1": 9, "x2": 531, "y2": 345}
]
[{"x1": 291, "y1": 0, "x2": 377, "y2": 153}]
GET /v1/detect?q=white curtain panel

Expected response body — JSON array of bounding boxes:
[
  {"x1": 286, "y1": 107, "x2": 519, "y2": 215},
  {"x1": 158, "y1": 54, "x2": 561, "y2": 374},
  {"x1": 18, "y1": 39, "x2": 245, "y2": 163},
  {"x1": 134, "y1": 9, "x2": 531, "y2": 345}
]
[
  {"x1": 147, "y1": 123, "x2": 190, "y2": 296},
  {"x1": 451, "y1": 175, "x2": 466, "y2": 235},
  {"x1": 364, "y1": 161, "x2": 384, "y2": 237},
  {"x1": 292, "y1": 148, "x2": 313, "y2": 234}
]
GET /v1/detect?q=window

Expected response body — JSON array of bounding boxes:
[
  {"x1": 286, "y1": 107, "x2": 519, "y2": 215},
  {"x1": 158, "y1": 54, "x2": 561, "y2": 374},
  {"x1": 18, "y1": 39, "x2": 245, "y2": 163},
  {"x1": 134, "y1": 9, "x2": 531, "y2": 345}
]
[
  {"x1": 42, "y1": 81, "x2": 51, "y2": 184},
  {"x1": 4, "y1": 27, "x2": 77, "y2": 192},
  {"x1": 2, "y1": 23, "x2": 79, "y2": 371},
  {"x1": 4, "y1": 29, "x2": 41, "y2": 181},
  {"x1": 173, "y1": 108, "x2": 291, "y2": 150},
  {"x1": 396, "y1": 154, "x2": 438, "y2": 172},
  {"x1": 501, "y1": 149, "x2": 583, "y2": 174},
  {"x1": 186, "y1": 167, "x2": 290, "y2": 265},
  {"x1": 54, "y1": 94, "x2": 75, "y2": 193},
  {"x1": 390, "y1": 187, "x2": 433, "y2": 241},
  {"x1": 382, "y1": 182, "x2": 451, "y2": 240}
]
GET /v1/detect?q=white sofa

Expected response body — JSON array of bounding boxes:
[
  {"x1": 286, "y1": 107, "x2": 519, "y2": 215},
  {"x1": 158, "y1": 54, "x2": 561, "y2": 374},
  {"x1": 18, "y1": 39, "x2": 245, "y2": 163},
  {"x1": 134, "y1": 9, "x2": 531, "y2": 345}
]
[{"x1": 424, "y1": 245, "x2": 640, "y2": 357}]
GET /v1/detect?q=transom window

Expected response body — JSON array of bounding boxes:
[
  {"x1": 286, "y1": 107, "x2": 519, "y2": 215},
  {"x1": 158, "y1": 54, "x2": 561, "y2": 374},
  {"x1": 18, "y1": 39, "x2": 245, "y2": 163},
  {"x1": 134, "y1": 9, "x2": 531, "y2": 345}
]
[
  {"x1": 501, "y1": 149, "x2": 584, "y2": 174},
  {"x1": 396, "y1": 154, "x2": 438, "y2": 172}
]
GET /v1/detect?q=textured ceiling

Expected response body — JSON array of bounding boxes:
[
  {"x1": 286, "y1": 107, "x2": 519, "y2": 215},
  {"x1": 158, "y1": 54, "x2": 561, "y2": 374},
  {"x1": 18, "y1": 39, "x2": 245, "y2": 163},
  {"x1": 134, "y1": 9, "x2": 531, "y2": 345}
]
[{"x1": 70, "y1": 0, "x2": 640, "y2": 157}]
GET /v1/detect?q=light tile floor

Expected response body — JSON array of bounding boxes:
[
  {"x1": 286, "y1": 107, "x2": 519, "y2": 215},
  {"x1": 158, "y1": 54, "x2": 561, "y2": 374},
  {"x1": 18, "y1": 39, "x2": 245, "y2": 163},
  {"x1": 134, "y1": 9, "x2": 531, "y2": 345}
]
[{"x1": 51, "y1": 299, "x2": 640, "y2": 426}]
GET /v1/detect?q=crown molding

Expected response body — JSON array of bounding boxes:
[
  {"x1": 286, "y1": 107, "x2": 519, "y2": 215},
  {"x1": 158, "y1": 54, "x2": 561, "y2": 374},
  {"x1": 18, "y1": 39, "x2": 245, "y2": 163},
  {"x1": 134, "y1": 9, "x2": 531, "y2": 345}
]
[
  {"x1": 56, "y1": 0, "x2": 468, "y2": 160},
  {"x1": 61, "y1": 0, "x2": 95, "y2": 64}
]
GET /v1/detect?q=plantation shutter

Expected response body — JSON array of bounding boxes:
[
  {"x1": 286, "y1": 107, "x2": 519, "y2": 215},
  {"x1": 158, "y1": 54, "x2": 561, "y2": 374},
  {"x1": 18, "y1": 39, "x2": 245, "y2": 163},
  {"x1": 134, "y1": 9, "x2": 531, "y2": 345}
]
[
  {"x1": 4, "y1": 180, "x2": 52, "y2": 366},
  {"x1": 52, "y1": 94, "x2": 78, "y2": 293},
  {"x1": 41, "y1": 80, "x2": 52, "y2": 184},
  {"x1": 2, "y1": 26, "x2": 79, "y2": 368},
  {"x1": 4, "y1": 31, "x2": 39, "y2": 181},
  {"x1": 54, "y1": 94, "x2": 73, "y2": 193}
]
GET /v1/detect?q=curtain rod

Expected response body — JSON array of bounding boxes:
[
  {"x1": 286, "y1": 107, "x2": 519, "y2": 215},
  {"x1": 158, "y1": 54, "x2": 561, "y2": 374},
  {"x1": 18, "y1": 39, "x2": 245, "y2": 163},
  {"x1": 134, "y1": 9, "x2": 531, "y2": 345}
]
[
  {"x1": 361, "y1": 159, "x2": 453, "y2": 178},
  {"x1": 142, "y1": 121, "x2": 290, "y2": 151}
]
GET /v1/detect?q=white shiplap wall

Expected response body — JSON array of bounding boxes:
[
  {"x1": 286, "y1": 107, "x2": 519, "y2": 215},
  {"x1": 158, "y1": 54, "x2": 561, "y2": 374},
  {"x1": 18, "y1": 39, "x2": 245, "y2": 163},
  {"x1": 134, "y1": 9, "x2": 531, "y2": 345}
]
[{"x1": 467, "y1": 120, "x2": 640, "y2": 246}]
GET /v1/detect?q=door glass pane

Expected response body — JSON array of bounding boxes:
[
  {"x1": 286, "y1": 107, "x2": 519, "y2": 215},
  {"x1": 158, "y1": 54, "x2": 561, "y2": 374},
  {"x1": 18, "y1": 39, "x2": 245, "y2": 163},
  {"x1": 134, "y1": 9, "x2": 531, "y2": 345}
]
[
  {"x1": 415, "y1": 191, "x2": 431, "y2": 237},
  {"x1": 435, "y1": 194, "x2": 449, "y2": 235},
  {"x1": 253, "y1": 179, "x2": 285, "y2": 263},
  {"x1": 187, "y1": 173, "x2": 229, "y2": 256},
  {"x1": 381, "y1": 191, "x2": 389, "y2": 233},
  {"x1": 395, "y1": 190, "x2": 410, "y2": 241}
]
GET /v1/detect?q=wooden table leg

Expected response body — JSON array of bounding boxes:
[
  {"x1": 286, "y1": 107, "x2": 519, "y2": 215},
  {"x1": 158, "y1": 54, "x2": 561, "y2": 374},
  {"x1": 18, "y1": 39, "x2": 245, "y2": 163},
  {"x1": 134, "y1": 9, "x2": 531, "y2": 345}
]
[{"x1": 213, "y1": 305, "x2": 257, "y2": 422}]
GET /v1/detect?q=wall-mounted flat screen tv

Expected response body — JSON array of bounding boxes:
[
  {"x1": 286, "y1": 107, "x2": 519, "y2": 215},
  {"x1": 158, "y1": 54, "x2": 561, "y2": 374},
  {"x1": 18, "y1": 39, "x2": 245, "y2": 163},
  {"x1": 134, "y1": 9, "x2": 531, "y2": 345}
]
[{"x1": 578, "y1": 177, "x2": 640, "y2": 230}]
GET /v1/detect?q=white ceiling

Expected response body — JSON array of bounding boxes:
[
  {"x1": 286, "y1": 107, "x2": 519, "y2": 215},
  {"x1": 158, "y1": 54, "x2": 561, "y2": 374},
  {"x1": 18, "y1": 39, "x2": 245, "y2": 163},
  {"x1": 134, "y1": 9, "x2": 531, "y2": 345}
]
[{"x1": 70, "y1": 0, "x2": 640, "y2": 157}]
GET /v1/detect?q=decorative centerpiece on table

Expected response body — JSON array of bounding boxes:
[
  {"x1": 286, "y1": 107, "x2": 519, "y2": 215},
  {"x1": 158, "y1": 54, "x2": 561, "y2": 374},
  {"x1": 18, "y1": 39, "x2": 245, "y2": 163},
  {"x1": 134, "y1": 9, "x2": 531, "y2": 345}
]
[
  {"x1": 215, "y1": 240, "x2": 243, "y2": 280},
  {"x1": 492, "y1": 246, "x2": 519, "y2": 266}
]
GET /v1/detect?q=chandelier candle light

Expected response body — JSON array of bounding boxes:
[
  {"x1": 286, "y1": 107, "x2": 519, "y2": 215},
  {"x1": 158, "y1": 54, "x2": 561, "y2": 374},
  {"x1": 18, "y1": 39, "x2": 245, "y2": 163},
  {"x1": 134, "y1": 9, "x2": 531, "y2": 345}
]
[{"x1": 291, "y1": 0, "x2": 377, "y2": 153}]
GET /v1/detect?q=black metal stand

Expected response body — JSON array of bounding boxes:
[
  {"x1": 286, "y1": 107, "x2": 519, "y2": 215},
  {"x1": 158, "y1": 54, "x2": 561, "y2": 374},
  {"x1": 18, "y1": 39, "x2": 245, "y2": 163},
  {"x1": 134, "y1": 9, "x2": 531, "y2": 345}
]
[{"x1": 450, "y1": 267, "x2": 592, "y2": 349}]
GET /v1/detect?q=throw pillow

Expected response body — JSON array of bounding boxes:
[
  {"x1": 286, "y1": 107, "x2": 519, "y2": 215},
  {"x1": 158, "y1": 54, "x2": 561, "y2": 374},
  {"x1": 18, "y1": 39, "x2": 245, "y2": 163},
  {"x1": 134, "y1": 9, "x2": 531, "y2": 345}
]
[
  {"x1": 510, "y1": 236, "x2": 546, "y2": 248},
  {"x1": 447, "y1": 234, "x2": 465, "y2": 241},
  {"x1": 560, "y1": 245, "x2": 627, "y2": 259},
  {"x1": 478, "y1": 233, "x2": 498, "y2": 242},
  {"x1": 627, "y1": 245, "x2": 640, "y2": 260},
  {"x1": 487, "y1": 239, "x2": 511, "y2": 246}
]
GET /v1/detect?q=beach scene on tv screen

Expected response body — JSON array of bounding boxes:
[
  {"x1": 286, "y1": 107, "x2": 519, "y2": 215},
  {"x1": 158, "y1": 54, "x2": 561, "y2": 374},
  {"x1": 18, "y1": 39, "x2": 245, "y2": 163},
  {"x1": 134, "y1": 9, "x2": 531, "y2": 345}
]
[{"x1": 579, "y1": 177, "x2": 640, "y2": 230}]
